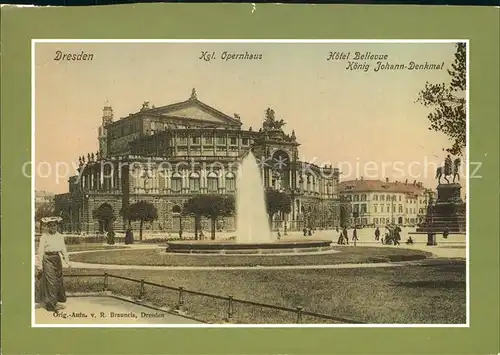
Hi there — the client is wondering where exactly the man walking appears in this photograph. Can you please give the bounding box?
[352,227,358,246]
[342,226,349,245]
[393,225,401,246]
[374,227,380,241]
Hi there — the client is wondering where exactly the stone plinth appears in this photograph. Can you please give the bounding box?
[417,183,466,233]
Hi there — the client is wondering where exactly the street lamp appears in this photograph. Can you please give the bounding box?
[390,195,396,223]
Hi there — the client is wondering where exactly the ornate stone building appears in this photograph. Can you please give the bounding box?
[55,89,340,234]
[338,178,434,227]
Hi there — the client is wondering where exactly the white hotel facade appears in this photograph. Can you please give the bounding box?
[339,178,434,227]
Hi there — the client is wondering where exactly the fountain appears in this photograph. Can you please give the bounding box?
[165,152,333,254]
[236,152,273,243]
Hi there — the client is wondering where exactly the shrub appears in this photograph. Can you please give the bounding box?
[107,231,116,245]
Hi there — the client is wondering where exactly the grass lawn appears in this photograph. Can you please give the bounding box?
[64,259,466,324]
[70,246,432,267]
[67,245,129,252]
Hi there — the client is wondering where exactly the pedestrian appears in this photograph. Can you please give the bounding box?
[443,225,449,239]
[352,227,358,246]
[337,228,343,245]
[375,227,380,241]
[302,227,307,236]
[342,226,349,245]
[125,227,134,244]
[277,229,282,240]
[36,217,71,312]
[394,226,401,246]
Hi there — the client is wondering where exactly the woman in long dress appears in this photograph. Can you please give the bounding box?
[36,217,71,312]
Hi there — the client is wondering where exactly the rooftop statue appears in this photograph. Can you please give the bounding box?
[262,108,286,131]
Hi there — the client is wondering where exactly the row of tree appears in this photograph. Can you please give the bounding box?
[36,188,295,241]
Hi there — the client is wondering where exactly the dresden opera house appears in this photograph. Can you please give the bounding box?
[54,89,340,234]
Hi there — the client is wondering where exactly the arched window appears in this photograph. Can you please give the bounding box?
[226,172,236,193]
[189,172,200,192]
[373,194,378,201]
[171,172,182,192]
[361,194,367,201]
[207,171,219,193]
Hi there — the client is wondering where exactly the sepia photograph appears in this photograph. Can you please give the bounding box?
[32,40,468,326]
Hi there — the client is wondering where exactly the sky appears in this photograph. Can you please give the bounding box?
[34,41,465,194]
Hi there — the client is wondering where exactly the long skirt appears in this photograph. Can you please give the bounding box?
[37,253,66,308]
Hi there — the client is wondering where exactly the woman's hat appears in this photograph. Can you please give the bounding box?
[41,216,63,224]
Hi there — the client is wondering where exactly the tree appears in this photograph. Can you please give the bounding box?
[417,42,466,156]
[339,202,352,228]
[265,188,292,227]
[35,202,54,233]
[92,203,115,233]
[57,209,71,233]
[183,197,204,240]
[121,201,158,241]
[183,195,235,240]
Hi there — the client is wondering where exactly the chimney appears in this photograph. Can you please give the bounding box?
[405,179,408,184]
[413,180,416,185]
[386,177,389,183]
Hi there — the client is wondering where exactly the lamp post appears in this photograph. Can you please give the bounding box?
[391,195,395,223]
[426,197,437,246]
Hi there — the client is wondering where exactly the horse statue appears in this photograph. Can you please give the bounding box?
[435,156,461,184]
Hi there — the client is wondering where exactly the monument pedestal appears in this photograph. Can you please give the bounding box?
[426,233,437,246]
[433,183,466,233]
[417,183,466,233]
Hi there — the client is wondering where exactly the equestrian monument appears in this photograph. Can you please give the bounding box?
[417,155,466,233]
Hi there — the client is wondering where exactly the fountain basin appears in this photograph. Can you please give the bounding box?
[165,239,334,255]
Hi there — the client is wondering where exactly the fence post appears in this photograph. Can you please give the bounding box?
[175,287,185,312]
[138,279,145,301]
[103,272,108,292]
[225,295,234,323]
[296,306,303,324]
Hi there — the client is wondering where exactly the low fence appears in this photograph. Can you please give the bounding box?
[64,273,364,324]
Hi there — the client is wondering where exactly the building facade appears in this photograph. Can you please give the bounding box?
[338,178,434,227]
[55,89,340,234]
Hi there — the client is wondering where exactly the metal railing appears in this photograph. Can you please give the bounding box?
[64,273,364,324]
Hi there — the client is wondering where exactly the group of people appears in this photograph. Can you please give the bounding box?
[374,225,402,245]
[336,226,359,245]
[335,225,415,246]
[302,227,315,236]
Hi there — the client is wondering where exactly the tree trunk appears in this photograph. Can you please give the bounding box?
[139,220,143,241]
[194,216,199,240]
[211,217,216,240]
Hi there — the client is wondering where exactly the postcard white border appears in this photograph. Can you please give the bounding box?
[31,39,470,329]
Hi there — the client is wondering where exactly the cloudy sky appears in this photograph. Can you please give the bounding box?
[34,41,464,194]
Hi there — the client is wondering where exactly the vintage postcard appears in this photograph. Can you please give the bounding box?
[32,40,469,327]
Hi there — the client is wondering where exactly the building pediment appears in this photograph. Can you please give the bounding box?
[148,91,242,127]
